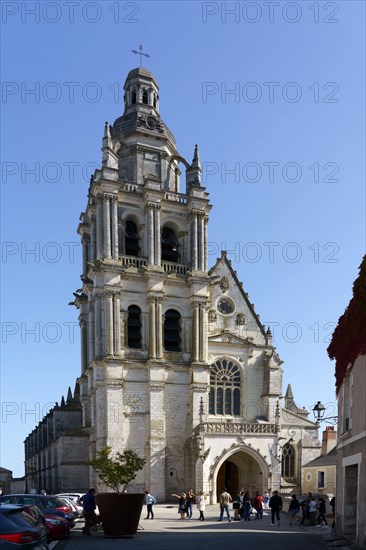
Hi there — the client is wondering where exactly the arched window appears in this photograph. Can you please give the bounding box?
[127,305,142,349]
[209,360,241,415]
[125,220,139,257]
[131,90,137,104]
[282,442,295,479]
[164,309,181,351]
[161,226,179,263]
[142,89,148,104]
[153,94,157,109]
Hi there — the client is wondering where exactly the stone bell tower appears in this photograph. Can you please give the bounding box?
[75,67,212,497]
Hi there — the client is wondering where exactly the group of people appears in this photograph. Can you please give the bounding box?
[288,492,335,527]
[79,487,335,532]
[219,488,281,524]
[171,490,207,521]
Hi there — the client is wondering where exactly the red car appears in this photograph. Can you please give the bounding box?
[43,514,70,541]
[22,505,70,542]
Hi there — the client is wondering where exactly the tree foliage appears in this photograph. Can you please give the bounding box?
[327,255,366,393]
[88,446,146,493]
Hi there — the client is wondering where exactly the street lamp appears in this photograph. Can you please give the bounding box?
[312,401,338,423]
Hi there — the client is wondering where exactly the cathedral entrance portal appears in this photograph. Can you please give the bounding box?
[215,450,265,501]
[216,461,239,498]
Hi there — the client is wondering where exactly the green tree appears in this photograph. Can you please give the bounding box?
[88,446,146,493]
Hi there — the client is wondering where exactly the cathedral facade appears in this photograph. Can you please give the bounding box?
[25,68,321,501]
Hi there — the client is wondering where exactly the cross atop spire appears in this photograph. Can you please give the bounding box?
[131,45,150,67]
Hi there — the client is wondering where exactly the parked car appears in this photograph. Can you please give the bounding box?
[43,515,70,542]
[21,506,69,542]
[0,503,49,548]
[0,496,74,528]
[56,498,81,518]
[55,494,83,517]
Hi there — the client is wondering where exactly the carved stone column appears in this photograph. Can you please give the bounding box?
[113,292,121,355]
[154,204,161,267]
[156,297,163,359]
[111,196,119,260]
[192,301,200,362]
[148,296,157,358]
[204,215,208,272]
[106,291,114,355]
[103,195,112,259]
[96,197,103,260]
[199,213,205,271]
[200,304,208,363]
[90,218,96,263]
[88,300,95,364]
[146,205,154,265]
[191,213,198,271]
[94,294,102,357]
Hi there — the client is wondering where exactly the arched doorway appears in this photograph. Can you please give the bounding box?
[215,449,267,501]
[216,460,239,498]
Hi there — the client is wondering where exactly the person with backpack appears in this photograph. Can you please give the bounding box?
[144,489,155,519]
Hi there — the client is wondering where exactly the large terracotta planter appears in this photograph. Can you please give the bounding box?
[96,493,145,537]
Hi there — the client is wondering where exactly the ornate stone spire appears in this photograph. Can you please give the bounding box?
[102,121,117,168]
[186,144,202,190]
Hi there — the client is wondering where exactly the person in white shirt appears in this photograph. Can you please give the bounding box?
[144,490,155,519]
[197,491,206,521]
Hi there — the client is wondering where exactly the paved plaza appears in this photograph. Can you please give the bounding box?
[52,505,335,550]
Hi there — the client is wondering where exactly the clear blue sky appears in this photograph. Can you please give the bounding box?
[1,1,365,477]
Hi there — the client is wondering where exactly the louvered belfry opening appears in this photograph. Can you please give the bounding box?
[125,220,140,257]
[161,226,179,263]
[164,309,181,351]
[127,305,142,349]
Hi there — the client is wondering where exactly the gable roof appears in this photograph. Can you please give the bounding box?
[209,251,268,342]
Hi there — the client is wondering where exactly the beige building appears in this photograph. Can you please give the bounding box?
[301,427,336,497]
[25,67,321,501]
[327,256,366,547]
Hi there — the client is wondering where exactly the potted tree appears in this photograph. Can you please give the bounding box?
[88,446,146,537]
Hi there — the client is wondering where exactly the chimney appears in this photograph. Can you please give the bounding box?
[321,426,337,455]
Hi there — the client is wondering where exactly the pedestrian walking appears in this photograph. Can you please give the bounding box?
[288,494,300,526]
[309,496,317,525]
[269,490,283,526]
[144,490,155,519]
[263,490,270,509]
[329,495,336,529]
[79,488,97,536]
[218,488,232,522]
[197,491,206,521]
[317,498,328,526]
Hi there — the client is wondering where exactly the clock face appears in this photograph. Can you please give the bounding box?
[217,297,235,315]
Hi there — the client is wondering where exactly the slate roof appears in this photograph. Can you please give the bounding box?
[304,447,337,467]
